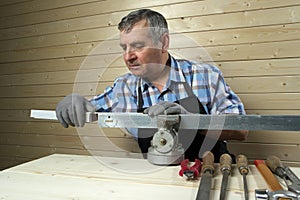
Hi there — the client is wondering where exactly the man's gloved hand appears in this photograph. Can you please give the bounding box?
[143,101,190,117]
[56,94,95,128]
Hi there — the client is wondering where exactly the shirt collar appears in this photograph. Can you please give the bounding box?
[168,56,186,83]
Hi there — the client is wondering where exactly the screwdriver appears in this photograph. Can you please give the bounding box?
[236,154,249,200]
[196,151,215,200]
[219,153,232,200]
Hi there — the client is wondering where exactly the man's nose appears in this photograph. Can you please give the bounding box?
[124,48,137,61]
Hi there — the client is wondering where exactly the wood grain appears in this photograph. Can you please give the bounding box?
[0,0,299,170]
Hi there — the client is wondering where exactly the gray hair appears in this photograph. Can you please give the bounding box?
[118,9,169,43]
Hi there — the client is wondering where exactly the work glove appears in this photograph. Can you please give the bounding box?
[143,101,190,117]
[56,94,95,128]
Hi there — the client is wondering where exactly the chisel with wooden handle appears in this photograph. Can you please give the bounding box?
[237,154,250,200]
[219,153,232,200]
[196,151,215,200]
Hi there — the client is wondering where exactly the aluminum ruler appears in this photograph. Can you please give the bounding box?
[30,110,300,131]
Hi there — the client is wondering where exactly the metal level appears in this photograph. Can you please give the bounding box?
[30,110,300,131]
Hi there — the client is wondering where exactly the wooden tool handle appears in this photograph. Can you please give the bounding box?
[236,154,249,175]
[254,160,283,191]
[202,151,215,174]
[220,153,232,172]
[266,156,282,173]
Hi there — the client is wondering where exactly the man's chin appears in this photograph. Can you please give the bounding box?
[129,68,142,76]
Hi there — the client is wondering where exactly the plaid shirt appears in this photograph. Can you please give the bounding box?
[90,56,245,115]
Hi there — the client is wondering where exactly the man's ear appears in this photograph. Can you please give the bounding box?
[161,33,169,53]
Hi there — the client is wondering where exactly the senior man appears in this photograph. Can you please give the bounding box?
[56,9,248,162]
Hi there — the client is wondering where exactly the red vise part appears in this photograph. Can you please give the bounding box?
[179,159,201,178]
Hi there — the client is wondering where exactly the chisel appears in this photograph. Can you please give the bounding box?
[219,153,232,200]
[196,151,215,200]
[236,154,249,200]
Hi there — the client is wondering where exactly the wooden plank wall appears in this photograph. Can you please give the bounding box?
[0,0,299,169]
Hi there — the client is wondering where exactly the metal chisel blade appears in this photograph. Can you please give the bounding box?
[243,174,249,200]
[220,170,230,200]
[196,172,212,200]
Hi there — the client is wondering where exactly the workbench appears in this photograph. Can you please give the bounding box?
[0,154,299,200]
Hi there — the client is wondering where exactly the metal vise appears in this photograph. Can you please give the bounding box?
[255,189,300,200]
[147,115,184,165]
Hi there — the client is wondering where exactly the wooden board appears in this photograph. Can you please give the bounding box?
[1,121,299,145]
[0,67,129,86]
[228,143,300,162]
[1,57,300,77]
[1,0,298,27]
[217,58,300,77]
[0,0,194,19]
[1,5,299,41]
[0,121,132,137]
[1,154,299,199]
[1,40,300,63]
[0,0,29,7]
[0,155,29,170]
[0,144,142,159]
[240,93,300,110]
[1,66,300,93]
[1,23,299,52]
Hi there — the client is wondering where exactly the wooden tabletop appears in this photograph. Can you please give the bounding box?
[0,154,299,200]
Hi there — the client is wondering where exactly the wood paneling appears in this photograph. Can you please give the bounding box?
[1,4,299,41]
[1,40,300,63]
[228,143,300,162]
[0,0,299,170]
[1,57,300,76]
[0,0,101,17]
[1,23,300,54]
[0,0,195,20]
[218,58,300,77]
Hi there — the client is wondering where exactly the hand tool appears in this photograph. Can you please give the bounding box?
[254,160,283,191]
[179,159,201,180]
[219,153,232,200]
[236,154,250,200]
[30,110,300,166]
[146,115,184,165]
[196,151,215,200]
[266,155,300,194]
[255,189,300,200]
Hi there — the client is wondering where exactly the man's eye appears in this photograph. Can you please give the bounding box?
[120,45,126,51]
[135,45,144,49]
[133,43,145,50]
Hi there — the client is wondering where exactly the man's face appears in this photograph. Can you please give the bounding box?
[119,20,165,80]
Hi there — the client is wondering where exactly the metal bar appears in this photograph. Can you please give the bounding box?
[97,113,300,131]
[30,110,300,131]
[30,110,57,120]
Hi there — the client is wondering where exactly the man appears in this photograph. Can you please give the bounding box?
[56,9,248,162]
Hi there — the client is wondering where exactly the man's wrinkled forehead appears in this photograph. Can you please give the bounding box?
[120,23,152,43]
